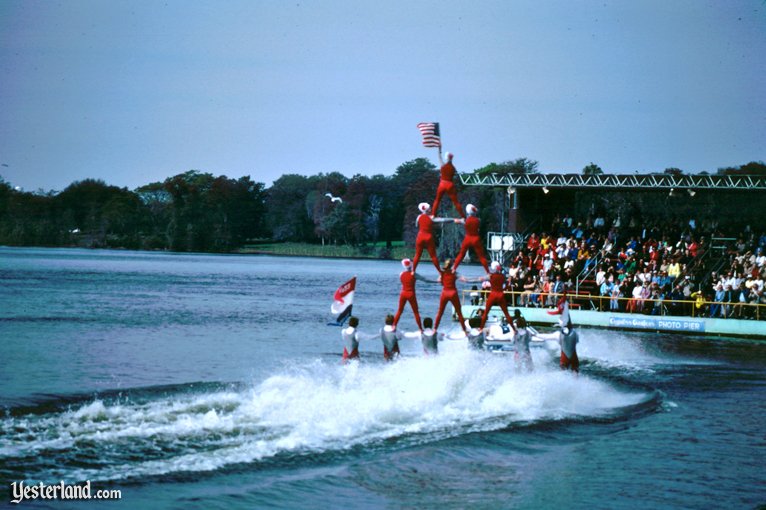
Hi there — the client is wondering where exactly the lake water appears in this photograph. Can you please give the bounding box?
[1,247,764,509]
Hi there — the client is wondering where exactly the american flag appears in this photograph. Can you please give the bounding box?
[416,122,441,148]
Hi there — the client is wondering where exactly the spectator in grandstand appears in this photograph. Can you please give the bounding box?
[542,252,554,274]
[600,276,614,311]
[668,285,685,316]
[624,255,638,275]
[610,280,622,312]
[710,283,725,318]
[721,284,734,318]
[724,271,738,290]
[650,285,665,316]
[668,258,682,280]
[687,237,700,258]
[751,273,764,295]
[690,286,707,317]
[703,270,720,292]
[529,275,543,307]
[732,282,749,319]
[637,281,651,313]
[595,264,606,287]
[549,273,565,307]
[527,233,540,252]
[520,274,536,307]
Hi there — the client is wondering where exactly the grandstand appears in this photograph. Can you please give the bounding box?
[458,172,766,335]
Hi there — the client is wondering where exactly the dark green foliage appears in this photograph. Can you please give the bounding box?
[582,163,604,176]
[475,158,539,176]
[717,161,766,176]
[0,172,267,252]
[1,158,761,254]
[264,174,316,242]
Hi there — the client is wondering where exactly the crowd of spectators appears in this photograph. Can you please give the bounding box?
[481,214,766,320]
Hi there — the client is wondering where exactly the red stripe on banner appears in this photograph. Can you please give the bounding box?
[333,277,355,302]
[417,122,441,148]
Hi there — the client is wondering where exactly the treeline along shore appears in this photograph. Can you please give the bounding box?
[1,159,764,258]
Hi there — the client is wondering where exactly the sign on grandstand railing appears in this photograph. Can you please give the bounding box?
[488,233,515,252]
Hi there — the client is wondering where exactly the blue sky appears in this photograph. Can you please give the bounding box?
[1,0,764,192]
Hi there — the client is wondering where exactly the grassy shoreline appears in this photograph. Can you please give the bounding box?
[237,242,412,260]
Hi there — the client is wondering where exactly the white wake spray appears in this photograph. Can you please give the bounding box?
[0,349,651,482]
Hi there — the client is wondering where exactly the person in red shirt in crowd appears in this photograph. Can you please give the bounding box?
[527,233,540,252]
[649,245,661,264]
[512,249,531,270]
[687,238,699,258]
[453,204,490,273]
[393,258,423,331]
[431,151,465,218]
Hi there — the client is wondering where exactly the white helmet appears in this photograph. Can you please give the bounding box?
[445,151,454,160]
[490,261,502,273]
[418,202,430,214]
[401,258,412,270]
[466,204,478,215]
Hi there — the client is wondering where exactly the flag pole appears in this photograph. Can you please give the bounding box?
[437,124,444,166]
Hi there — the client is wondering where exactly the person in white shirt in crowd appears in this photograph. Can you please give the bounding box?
[595,265,606,288]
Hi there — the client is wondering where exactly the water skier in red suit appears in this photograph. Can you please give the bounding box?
[479,261,516,330]
[453,203,490,273]
[432,151,465,218]
[393,258,423,331]
[418,259,469,334]
[412,202,456,273]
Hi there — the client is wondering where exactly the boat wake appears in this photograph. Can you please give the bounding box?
[0,350,656,483]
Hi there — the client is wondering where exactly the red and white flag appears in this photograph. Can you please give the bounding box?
[330,277,356,325]
[417,122,441,148]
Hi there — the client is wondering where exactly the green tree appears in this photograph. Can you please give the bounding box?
[475,158,539,176]
[312,172,348,244]
[54,179,146,247]
[582,163,603,176]
[718,161,766,176]
[264,174,317,242]
[136,181,173,249]
[157,170,266,252]
[390,159,438,246]
[206,175,266,251]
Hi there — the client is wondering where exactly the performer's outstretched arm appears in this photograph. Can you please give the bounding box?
[442,329,467,340]
[415,272,441,284]
[356,330,380,342]
[397,329,422,340]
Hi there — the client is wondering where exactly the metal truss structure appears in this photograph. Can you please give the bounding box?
[459,172,766,190]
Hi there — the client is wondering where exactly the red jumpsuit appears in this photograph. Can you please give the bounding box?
[413,214,441,272]
[432,161,464,218]
[453,215,489,272]
[393,270,423,330]
[434,269,468,332]
[480,272,515,329]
